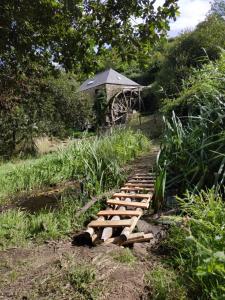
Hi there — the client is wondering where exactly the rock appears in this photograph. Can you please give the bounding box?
[133,242,149,258]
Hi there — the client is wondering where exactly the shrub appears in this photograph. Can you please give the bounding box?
[164,190,225,300]
[158,53,225,192]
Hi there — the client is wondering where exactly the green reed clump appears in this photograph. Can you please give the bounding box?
[0,128,150,202]
[0,194,104,249]
[164,190,225,300]
[0,128,150,249]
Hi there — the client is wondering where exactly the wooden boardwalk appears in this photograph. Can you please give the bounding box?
[80,172,155,245]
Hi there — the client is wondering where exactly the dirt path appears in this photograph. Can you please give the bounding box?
[0,147,163,300]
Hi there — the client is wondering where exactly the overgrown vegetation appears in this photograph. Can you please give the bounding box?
[163,190,225,300]
[0,129,150,249]
[158,53,225,193]
[154,5,225,299]
[0,129,149,202]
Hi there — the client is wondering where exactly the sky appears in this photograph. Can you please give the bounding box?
[155,0,212,37]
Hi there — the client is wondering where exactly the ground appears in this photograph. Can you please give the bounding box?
[0,145,167,300]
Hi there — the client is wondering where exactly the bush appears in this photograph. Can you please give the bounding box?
[161,52,225,116]
[0,70,93,158]
[158,53,225,192]
[157,16,225,99]
[164,190,225,300]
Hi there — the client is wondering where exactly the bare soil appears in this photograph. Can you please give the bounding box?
[0,147,164,300]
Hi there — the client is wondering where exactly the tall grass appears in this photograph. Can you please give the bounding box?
[158,53,225,193]
[164,190,225,300]
[0,128,150,202]
[0,129,150,249]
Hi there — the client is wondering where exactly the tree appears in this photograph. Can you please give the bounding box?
[210,0,225,17]
[0,0,179,74]
[156,15,225,98]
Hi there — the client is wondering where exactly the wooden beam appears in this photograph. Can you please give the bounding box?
[121,187,153,192]
[125,183,154,188]
[101,197,131,241]
[132,176,155,179]
[112,193,152,199]
[107,199,149,209]
[120,198,150,241]
[135,173,155,176]
[128,180,155,184]
[97,210,142,217]
[105,232,145,244]
[122,233,154,245]
[88,219,132,228]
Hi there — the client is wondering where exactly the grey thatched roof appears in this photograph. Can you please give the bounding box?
[79,68,140,92]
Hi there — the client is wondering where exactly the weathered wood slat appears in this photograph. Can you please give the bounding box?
[128,180,155,183]
[104,232,145,244]
[120,187,153,193]
[112,193,152,199]
[101,197,132,241]
[107,199,149,209]
[97,210,142,217]
[132,176,155,179]
[125,183,154,188]
[135,173,155,176]
[122,233,154,245]
[120,197,150,241]
[89,219,132,228]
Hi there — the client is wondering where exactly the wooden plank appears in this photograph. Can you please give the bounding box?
[132,176,155,179]
[105,232,145,244]
[121,187,153,192]
[107,199,149,209]
[135,173,155,176]
[125,183,154,188]
[101,197,131,242]
[122,233,154,245]
[97,210,142,217]
[128,180,155,183]
[112,193,152,199]
[120,198,148,241]
[88,219,132,228]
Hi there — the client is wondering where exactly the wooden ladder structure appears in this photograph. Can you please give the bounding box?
[77,172,155,246]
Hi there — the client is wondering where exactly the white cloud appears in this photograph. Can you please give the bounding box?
[134,0,211,37]
[168,0,211,37]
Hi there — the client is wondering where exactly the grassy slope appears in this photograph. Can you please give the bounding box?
[0,129,150,202]
[0,129,150,249]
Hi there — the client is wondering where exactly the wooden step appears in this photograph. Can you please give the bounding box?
[107,199,149,209]
[125,183,154,188]
[128,180,155,183]
[121,187,152,192]
[112,193,152,199]
[88,219,133,228]
[132,176,155,179]
[97,210,142,217]
[135,173,155,176]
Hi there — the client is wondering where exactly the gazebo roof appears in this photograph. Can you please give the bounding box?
[79,68,140,92]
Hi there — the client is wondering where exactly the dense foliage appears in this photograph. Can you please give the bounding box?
[0,0,178,73]
[0,129,149,201]
[0,129,149,249]
[158,53,225,193]
[0,72,93,158]
[156,15,225,98]
[164,190,225,300]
